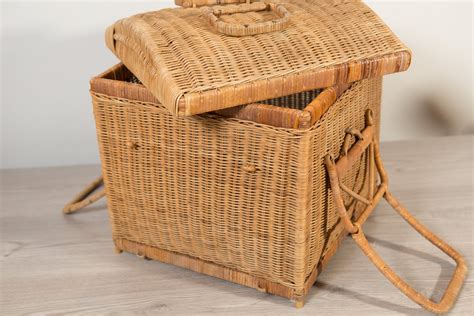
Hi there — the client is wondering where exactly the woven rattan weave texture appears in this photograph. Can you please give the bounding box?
[106,0,409,115]
[91,71,381,297]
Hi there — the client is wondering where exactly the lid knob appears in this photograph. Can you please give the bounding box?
[203,2,291,37]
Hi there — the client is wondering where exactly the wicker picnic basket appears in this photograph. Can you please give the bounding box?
[64,0,467,312]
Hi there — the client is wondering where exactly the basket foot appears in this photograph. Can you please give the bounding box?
[294,299,305,309]
[136,251,150,260]
[114,246,123,254]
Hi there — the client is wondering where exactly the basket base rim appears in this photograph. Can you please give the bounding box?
[113,230,348,307]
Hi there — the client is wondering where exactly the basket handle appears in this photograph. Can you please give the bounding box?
[63,176,106,214]
[175,0,250,8]
[324,110,467,314]
[203,2,291,37]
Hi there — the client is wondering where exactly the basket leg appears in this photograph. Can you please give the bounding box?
[294,299,305,308]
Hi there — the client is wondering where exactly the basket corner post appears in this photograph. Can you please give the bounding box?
[293,132,314,307]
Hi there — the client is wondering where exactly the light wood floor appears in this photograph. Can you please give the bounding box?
[1,135,472,315]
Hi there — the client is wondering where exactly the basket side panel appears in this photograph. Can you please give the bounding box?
[91,92,308,290]
[304,78,382,279]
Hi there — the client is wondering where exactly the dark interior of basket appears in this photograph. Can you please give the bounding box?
[122,72,322,111]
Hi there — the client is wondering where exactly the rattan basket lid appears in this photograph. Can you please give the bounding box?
[106,0,411,116]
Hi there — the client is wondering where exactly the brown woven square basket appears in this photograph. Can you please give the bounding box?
[64,0,466,312]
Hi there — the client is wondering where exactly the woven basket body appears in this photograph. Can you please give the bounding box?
[67,1,468,311]
[91,64,382,302]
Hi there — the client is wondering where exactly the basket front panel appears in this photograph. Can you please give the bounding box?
[304,78,382,279]
[92,95,307,289]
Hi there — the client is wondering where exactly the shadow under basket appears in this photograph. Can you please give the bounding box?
[64,63,467,313]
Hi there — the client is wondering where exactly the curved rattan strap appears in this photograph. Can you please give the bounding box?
[203,2,291,37]
[63,176,105,214]
[325,110,467,314]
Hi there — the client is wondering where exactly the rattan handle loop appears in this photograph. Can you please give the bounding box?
[175,0,250,8]
[203,2,291,37]
[325,114,467,313]
[351,194,467,314]
[63,176,106,214]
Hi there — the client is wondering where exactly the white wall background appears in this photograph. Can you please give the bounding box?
[1,0,472,169]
